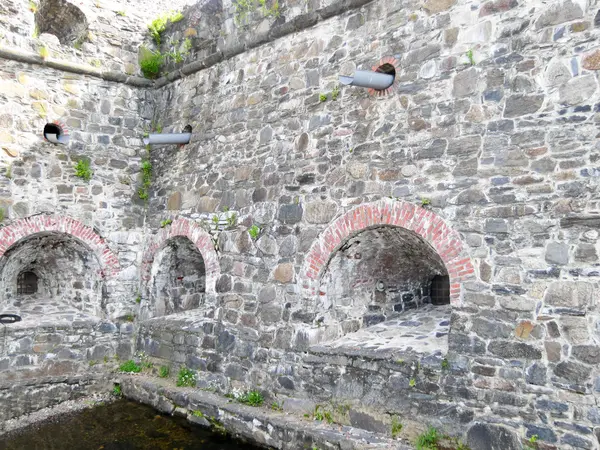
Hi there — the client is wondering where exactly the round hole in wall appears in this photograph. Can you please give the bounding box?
[183,124,193,133]
[43,123,62,138]
[376,281,386,292]
[376,63,396,81]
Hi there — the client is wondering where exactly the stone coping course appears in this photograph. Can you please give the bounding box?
[119,375,411,449]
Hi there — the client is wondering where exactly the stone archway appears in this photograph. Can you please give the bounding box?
[0,215,120,320]
[142,217,220,298]
[300,199,475,306]
[146,236,207,318]
[0,215,119,276]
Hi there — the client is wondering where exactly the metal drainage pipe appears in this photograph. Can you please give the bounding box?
[44,133,70,145]
[143,133,192,146]
[339,70,395,91]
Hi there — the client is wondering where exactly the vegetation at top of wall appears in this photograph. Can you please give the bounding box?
[237,390,264,407]
[148,11,184,45]
[391,416,403,439]
[415,427,440,450]
[176,367,196,387]
[159,365,170,378]
[420,198,431,207]
[138,160,152,200]
[160,218,172,228]
[74,159,92,181]
[139,46,163,79]
[112,383,122,396]
[192,410,204,418]
[38,45,49,59]
[164,38,193,64]
[414,427,471,450]
[119,360,142,373]
[233,0,280,26]
[271,401,284,411]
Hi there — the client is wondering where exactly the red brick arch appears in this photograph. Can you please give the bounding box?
[0,215,120,276]
[300,199,475,305]
[142,217,220,295]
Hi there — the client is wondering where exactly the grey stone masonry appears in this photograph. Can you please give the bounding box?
[1,0,600,448]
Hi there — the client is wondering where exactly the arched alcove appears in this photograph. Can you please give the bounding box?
[0,232,105,319]
[299,199,476,352]
[146,236,206,318]
[34,0,89,46]
[318,225,450,333]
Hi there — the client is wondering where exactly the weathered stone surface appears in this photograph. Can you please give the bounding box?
[466,423,521,450]
[582,50,600,70]
[304,201,337,224]
[488,341,542,359]
[559,75,597,105]
[504,94,544,117]
[479,0,518,17]
[544,281,594,310]
[423,0,456,14]
[545,242,569,265]
[278,204,303,224]
[453,68,478,98]
[554,361,591,383]
[167,191,182,210]
[572,345,600,365]
[535,0,584,29]
[273,263,294,283]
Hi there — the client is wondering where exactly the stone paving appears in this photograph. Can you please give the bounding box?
[0,299,100,327]
[315,304,451,357]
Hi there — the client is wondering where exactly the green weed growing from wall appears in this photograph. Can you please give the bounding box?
[138,160,152,200]
[233,0,280,26]
[74,159,92,181]
[148,11,184,45]
[176,367,196,387]
[139,46,163,79]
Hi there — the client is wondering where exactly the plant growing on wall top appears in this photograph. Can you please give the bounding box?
[176,367,196,387]
[139,46,163,79]
[233,0,280,26]
[148,11,184,45]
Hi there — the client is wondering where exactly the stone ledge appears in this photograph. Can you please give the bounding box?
[0,47,152,88]
[119,375,411,449]
[0,373,106,390]
[2,0,375,90]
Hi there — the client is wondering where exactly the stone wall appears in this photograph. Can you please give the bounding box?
[0,59,148,410]
[142,0,600,447]
[1,0,600,448]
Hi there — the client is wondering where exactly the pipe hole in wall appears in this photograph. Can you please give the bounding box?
[375,63,396,82]
[43,123,62,139]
